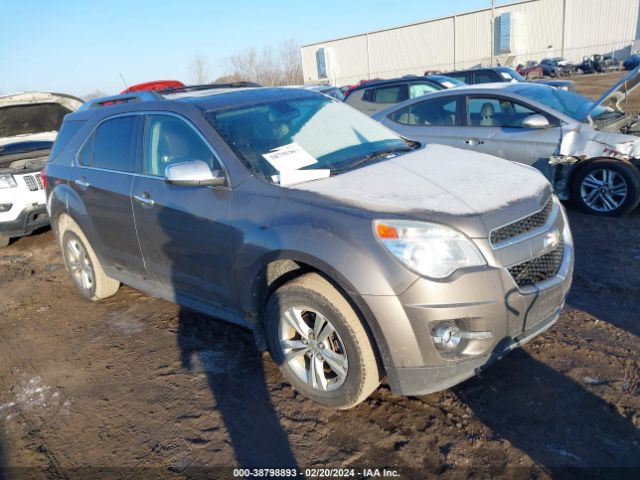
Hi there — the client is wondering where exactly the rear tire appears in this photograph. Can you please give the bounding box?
[265,273,380,409]
[0,234,9,249]
[571,160,640,216]
[57,216,119,300]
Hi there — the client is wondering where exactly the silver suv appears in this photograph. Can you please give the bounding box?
[45,86,573,408]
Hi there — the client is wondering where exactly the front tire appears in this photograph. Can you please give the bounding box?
[265,273,380,409]
[57,217,119,300]
[571,160,640,216]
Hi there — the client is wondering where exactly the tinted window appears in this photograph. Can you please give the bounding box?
[362,89,374,102]
[389,97,457,126]
[448,73,470,83]
[373,85,407,103]
[143,115,219,177]
[409,83,439,98]
[475,72,498,83]
[84,116,138,172]
[49,120,85,164]
[466,97,538,127]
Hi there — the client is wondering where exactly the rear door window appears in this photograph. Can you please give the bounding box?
[474,72,499,83]
[388,97,458,126]
[79,116,138,172]
[373,85,408,103]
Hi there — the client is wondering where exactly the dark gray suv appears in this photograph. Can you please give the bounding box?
[45,86,573,408]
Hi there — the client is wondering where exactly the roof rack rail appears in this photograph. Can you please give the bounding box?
[158,81,261,94]
[78,91,163,110]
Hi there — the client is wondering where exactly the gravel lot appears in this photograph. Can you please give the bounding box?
[1,73,639,479]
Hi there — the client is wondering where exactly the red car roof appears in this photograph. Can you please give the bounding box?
[120,80,185,94]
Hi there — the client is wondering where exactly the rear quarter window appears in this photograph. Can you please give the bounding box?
[78,116,138,172]
[48,120,85,164]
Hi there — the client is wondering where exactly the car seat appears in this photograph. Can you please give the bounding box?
[479,103,497,126]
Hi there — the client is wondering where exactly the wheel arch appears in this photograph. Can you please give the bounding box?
[248,251,390,375]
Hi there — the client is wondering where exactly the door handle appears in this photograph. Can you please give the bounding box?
[133,193,155,207]
[74,178,90,189]
[464,138,485,146]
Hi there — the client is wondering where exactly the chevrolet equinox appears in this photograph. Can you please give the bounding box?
[45,86,574,408]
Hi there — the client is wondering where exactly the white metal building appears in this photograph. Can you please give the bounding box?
[301,0,640,86]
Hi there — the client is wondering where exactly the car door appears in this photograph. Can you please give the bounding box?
[131,113,235,309]
[457,95,562,180]
[69,114,145,273]
[380,95,461,147]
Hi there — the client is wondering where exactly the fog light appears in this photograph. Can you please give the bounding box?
[433,323,462,349]
[431,321,493,353]
[0,203,12,212]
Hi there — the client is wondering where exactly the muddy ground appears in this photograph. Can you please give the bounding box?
[1,74,640,480]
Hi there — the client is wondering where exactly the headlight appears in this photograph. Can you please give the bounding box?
[0,173,17,189]
[373,220,486,278]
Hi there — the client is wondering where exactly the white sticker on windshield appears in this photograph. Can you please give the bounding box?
[262,142,318,172]
[500,72,513,80]
[275,169,331,186]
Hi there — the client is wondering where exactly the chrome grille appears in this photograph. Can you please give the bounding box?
[23,175,38,191]
[35,173,43,189]
[508,241,564,288]
[491,198,553,245]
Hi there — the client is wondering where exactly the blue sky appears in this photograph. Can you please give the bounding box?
[1,0,511,97]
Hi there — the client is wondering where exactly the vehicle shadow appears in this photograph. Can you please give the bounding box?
[176,307,300,470]
[455,348,640,478]
[564,206,640,337]
[155,203,300,473]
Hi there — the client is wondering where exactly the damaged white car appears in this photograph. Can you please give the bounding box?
[0,92,83,247]
[374,67,640,216]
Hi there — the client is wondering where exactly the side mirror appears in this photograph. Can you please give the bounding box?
[521,114,551,129]
[165,160,226,187]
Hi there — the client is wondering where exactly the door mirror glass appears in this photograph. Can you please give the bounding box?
[521,114,551,129]
[165,160,226,187]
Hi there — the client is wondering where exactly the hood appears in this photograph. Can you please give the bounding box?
[291,144,551,235]
[0,92,83,144]
[586,66,640,122]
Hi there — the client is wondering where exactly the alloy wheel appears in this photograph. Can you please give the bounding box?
[580,168,628,213]
[278,306,348,392]
[65,238,95,292]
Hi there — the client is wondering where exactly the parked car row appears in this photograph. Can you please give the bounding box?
[2,66,638,409]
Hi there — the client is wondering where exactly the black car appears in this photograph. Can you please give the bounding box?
[446,67,575,91]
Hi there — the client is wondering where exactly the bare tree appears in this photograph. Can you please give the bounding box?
[190,53,209,84]
[83,90,108,101]
[220,39,303,86]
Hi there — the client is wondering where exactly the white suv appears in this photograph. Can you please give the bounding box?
[0,92,82,247]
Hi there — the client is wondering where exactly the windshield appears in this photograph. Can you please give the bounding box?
[0,103,72,138]
[206,95,411,184]
[513,85,611,121]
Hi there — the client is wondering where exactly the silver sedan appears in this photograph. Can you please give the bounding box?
[373,69,640,216]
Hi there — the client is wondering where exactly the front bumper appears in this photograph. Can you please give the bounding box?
[358,200,574,396]
[0,204,49,238]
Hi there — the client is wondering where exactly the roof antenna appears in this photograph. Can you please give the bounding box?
[119,73,128,89]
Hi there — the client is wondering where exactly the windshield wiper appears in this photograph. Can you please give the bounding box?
[332,146,414,174]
